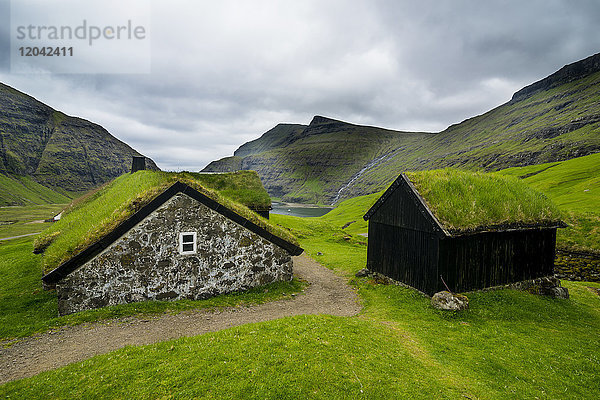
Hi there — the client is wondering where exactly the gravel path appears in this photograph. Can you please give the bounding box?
[0,232,41,241]
[0,255,360,384]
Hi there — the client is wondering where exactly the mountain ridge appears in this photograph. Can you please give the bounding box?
[511,52,600,103]
[203,52,600,204]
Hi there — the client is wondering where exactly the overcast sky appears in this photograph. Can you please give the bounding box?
[1,0,599,171]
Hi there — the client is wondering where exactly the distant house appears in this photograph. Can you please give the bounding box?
[38,170,302,315]
[363,169,565,295]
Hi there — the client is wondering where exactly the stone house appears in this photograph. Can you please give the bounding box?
[41,178,302,315]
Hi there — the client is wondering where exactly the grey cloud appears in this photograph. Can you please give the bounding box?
[1,0,599,170]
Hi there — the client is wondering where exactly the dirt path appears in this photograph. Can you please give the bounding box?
[0,232,40,241]
[0,255,360,384]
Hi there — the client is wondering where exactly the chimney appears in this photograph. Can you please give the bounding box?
[131,156,146,173]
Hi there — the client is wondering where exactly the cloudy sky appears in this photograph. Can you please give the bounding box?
[1,0,599,170]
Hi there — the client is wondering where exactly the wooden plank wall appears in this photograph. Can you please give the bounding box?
[439,229,557,293]
[367,221,439,294]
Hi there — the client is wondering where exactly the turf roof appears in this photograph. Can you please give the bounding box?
[35,170,296,275]
[401,169,562,234]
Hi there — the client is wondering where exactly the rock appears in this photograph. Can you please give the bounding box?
[431,291,469,311]
[549,286,570,299]
[524,276,570,299]
[342,221,356,229]
[540,276,560,289]
[355,268,370,278]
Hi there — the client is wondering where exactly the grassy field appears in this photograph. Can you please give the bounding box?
[498,153,599,213]
[2,200,599,398]
[0,236,305,340]
[1,160,599,397]
[0,203,65,239]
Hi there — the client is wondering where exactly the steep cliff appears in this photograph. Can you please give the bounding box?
[0,82,158,204]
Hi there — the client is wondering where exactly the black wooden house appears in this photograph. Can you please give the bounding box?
[363,172,565,295]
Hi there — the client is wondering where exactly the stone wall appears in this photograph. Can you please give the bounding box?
[554,250,600,282]
[56,193,293,315]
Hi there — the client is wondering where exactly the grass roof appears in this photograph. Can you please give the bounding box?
[404,168,562,234]
[187,171,271,208]
[35,170,296,274]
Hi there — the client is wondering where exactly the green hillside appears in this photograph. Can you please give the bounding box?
[0,174,70,206]
[498,153,600,214]
[202,156,243,172]
[204,53,600,205]
[204,116,431,204]
[233,123,307,157]
[351,65,600,200]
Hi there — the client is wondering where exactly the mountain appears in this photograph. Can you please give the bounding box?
[204,116,430,203]
[0,82,158,205]
[203,52,600,204]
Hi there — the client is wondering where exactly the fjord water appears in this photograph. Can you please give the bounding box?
[271,202,333,217]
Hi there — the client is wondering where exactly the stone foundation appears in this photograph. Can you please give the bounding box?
[56,193,293,315]
[554,250,600,282]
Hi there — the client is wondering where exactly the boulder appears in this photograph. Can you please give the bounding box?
[431,291,469,311]
[525,276,570,299]
[355,268,370,278]
[549,286,570,299]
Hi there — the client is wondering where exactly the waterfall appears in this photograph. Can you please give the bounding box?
[330,148,402,205]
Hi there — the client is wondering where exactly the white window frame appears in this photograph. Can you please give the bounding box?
[179,232,197,255]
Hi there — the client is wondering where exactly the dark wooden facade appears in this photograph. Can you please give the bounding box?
[249,206,271,219]
[131,156,146,173]
[363,174,562,295]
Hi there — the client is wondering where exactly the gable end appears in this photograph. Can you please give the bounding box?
[364,174,448,237]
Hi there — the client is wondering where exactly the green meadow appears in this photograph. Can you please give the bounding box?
[0,174,70,207]
[1,159,599,398]
[1,205,599,399]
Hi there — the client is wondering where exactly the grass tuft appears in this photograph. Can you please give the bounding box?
[405,168,562,233]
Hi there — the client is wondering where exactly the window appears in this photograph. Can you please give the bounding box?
[179,232,197,255]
